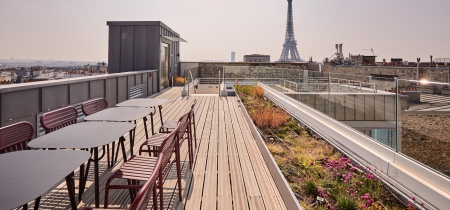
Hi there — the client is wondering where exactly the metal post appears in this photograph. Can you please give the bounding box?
[328,72,331,115]
[416,58,420,80]
[448,66,450,83]
[395,77,401,152]
[218,70,221,96]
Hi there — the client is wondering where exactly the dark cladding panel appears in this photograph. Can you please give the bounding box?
[147,72,153,95]
[69,82,89,104]
[42,85,69,111]
[147,26,161,70]
[117,77,128,103]
[108,26,121,73]
[142,73,148,97]
[2,89,40,123]
[90,80,105,99]
[120,26,134,72]
[128,75,135,88]
[105,78,117,107]
[134,26,148,70]
[136,73,143,85]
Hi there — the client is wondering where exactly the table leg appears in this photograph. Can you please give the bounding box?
[94,147,100,208]
[120,136,128,162]
[65,175,78,209]
[143,116,149,139]
[158,105,164,126]
[33,197,41,210]
[129,129,134,156]
[78,164,85,201]
[111,142,115,166]
[150,113,155,135]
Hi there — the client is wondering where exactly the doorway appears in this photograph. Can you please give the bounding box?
[160,42,170,89]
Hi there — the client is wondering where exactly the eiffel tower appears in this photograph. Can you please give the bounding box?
[279,0,301,62]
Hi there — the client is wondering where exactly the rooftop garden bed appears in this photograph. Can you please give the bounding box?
[235,85,418,210]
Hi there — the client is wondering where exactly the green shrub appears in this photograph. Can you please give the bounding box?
[303,180,319,197]
[336,196,358,210]
[280,163,298,178]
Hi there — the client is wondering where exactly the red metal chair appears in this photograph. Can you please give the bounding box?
[82,98,114,166]
[40,106,78,134]
[104,123,182,210]
[0,121,34,154]
[141,110,193,169]
[0,121,39,209]
[86,154,162,210]
[160,99,197,147]
[82,98,108,116]
[40,106,88,201]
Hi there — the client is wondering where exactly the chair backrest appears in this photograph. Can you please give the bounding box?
[158,123,181,169]
[130,153,162,210]
[0,121,34,154]
[40,106,78,134]
[82,98,108,116]
[190,99,197,110]
[189,99,197,120]
[178,111,191,141]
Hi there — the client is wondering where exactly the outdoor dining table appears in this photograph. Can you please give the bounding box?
[84,107,153,157]
[116,98,168,136]
[0,150,90,210]
[28,121,135,208]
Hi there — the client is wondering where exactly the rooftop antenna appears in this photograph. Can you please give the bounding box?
[363,48,374,56]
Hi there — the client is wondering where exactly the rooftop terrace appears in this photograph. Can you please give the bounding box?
[20,87,289,209]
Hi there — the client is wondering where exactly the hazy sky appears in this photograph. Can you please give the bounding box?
[1,0,449,62]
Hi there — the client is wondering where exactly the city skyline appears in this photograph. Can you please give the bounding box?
[1,0,449,63]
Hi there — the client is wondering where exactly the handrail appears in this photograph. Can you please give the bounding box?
[259,82,450,209]
[0,69,158,94]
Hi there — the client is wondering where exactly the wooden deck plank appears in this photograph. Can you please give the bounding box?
[216,98,233,210]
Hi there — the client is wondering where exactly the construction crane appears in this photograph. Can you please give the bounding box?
[363,48,375,56]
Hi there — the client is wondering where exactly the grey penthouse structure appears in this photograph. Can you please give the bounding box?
[107,21,184,90]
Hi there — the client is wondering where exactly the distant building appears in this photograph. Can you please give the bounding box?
[231,52,236,62]
[243,54,270,63]
[350,54,376,66]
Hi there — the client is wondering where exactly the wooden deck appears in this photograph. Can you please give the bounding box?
[24,87,287,210]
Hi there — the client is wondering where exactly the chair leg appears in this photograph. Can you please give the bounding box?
[159,173,164,210]
[175,143,183,201]
[106,144,110,168]
[187,137,193,169]
[104,185,110,208]
[153,185,158,210]
[193,117,197,148]
[128,179,135,202]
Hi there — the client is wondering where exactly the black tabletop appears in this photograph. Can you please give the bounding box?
[28,122,135,149]
[116,98,167,107]
[0,150,90,210]
[84,107,153,122]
